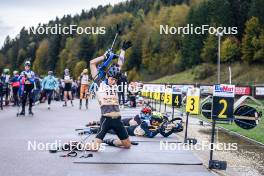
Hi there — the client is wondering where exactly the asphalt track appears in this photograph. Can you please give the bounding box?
[0,99,215,176]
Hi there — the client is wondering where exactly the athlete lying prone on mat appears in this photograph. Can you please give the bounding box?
[83,107,183,138]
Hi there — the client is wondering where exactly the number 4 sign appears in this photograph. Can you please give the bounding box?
[212,84,235,121]
[186,88,200,114]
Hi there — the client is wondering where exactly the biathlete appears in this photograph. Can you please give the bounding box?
[84,40,132,151]
[18,61,35,116]
[78,68,90,109]
[42,71,58,110]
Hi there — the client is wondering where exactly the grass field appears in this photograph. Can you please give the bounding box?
[192,99,264,144]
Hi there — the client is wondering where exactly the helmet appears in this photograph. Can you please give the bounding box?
[48,71,53,75]
[24,61,31,67]
[13,70,19,75]
[107,64,121,79]
[3,68,10,74]
[152,111,163,122]
[141,107,152,114]
[83,69,88,74]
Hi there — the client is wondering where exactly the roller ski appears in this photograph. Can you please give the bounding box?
[79,100,87,110]
[29,109,34,116]
[17,110,25,117]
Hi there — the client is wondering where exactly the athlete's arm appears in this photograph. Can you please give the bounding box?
[117,50,125,68]
[118,41,132,68]
[140,121,159,138]
[90,55,104,79]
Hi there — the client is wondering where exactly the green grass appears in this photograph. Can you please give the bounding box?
[151,63,264,84]
[196,106,264,144]
[151,69,195,84]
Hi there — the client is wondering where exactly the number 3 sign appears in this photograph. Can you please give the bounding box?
[212,84,235,121]
[186,88,200,114]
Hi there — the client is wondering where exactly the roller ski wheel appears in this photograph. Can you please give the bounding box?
[17,111,25,117]
[29,111,34,116]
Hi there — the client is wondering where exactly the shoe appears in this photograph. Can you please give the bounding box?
[48,105,50,110]
[79,100,82,109]
[71,101,74,107]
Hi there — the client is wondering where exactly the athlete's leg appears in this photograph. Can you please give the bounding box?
[111,118,131,149]
[28,89,34,112]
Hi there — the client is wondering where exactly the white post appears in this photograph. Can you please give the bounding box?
[229,66,232,85]
[216,32,223,84]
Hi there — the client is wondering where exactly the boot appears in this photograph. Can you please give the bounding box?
[19,108,25,116]
[79,99,82,109]
[29,108,34,115]
[63,101,67,107]
[103,138,116,146]
[85,99,88,109]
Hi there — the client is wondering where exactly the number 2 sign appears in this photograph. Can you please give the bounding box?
[186,88,200,114]
[212,84,235,121]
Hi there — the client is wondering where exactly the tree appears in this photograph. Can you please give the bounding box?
[78,36,95,62]
[73,61,87,79]
[33,39,50,75]
[249,0,264,25]
[221,37,240,63]
[200,34,217,63]
[182,2,209,68]
[242,17,263,63]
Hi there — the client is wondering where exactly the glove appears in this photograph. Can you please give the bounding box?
[121,40,132,50]
[104,49,112,59]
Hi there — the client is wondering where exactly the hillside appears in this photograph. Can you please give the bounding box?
[151,63,264,85]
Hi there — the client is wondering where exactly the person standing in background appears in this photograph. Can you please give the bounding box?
[42,71,58,110]
[117,73,127,108]
[19,61,35,116]
[10,70,20,106]
[0,71,4,110]
[62,69,73,107]
[1,68,11,105]
[78,68,90,109]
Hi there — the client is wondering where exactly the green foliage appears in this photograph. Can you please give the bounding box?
[200,34,217,63]
[249,0,264,25]
[242,17,264,63]
[73,61,87,79]
[192,63,214,80]
[33,39,50,75]
[221,37,240,63]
